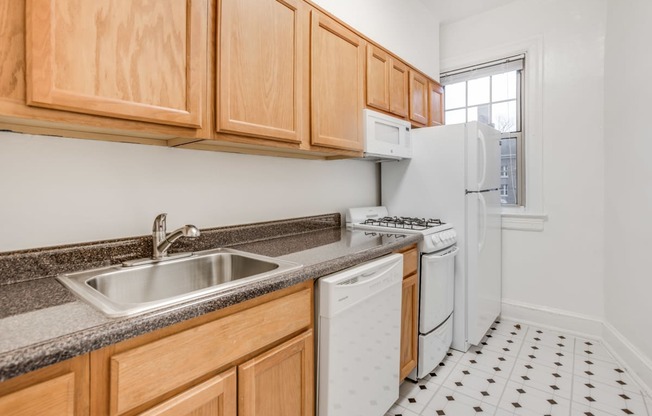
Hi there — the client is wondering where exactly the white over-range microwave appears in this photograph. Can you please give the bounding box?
[363,109,412,160]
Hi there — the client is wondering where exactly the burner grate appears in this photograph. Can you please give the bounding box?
[361,216,443,230]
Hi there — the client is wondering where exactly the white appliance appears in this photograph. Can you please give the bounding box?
[362,109,412,160]
[346,207,458,380]
[316,253,403,416]
[382,121,502,352]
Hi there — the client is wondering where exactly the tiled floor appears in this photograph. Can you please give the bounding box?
[386,319,651,416]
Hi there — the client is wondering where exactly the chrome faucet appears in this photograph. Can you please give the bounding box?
[152,213,200,260]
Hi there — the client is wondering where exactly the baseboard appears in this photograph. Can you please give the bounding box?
[501,298,603,338]
[602,321,652,396]
[501,299,652,396]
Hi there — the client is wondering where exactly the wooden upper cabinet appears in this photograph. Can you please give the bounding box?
[366,44,390,112]
[428,80,444,126]
[25,0,207,128]
[310,10,365,152]
[408,70,428,126]
[217,0,309,143]
[389,59,409,118]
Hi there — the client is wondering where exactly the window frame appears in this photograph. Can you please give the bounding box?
[439,36,546,231]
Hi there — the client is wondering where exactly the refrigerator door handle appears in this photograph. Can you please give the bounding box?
[478,192,487,252]
[477,129,487,190]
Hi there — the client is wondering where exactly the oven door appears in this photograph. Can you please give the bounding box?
[419,246,458,334]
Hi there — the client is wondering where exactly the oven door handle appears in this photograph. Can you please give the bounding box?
[424,246,459,260]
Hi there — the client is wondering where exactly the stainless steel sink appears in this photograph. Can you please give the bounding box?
[57,248,302,317]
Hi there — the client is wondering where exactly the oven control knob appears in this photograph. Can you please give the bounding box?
[431,234,442,245]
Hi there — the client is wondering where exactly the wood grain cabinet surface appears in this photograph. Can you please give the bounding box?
[0,355,90,416]
[409,70,429,126]
[366,44,410,119]
[310,10,365,152]
[397,244,418,381]
[216,0,309,145]
[428,80,444,126]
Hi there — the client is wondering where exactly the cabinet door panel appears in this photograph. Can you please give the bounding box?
[139,369,236,416]
[429,80,444,126]
[310,11,364,152]
[239,331,313,416]
[26,0,206,128]
[389,59,409,117]
[400,273,418,380]
[218,0,308,143]
[409,70,428,126]
[366,44,390,112]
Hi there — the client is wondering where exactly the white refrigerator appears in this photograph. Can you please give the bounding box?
[382,121,502,352]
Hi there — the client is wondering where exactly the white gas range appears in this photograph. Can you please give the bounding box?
[346,206,459,381]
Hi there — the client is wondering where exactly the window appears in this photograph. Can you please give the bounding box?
[441,56,525,206]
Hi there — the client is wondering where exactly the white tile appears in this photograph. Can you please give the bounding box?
[575,338,617,364]
[487,319,527,340]
[525,326,575,351]
[479,332,523,357]
[572,375,649,416]
[569,401,621,415]
[419,348,463,386]
[518,341,574,372]
[458,346,518,378]
[384,403,420,416]
[441,363,508,406]
[498,380,571,416]
[574,356,642,393]
[423,387,498,416]
[395,380,437,414]
[511,359,573,399]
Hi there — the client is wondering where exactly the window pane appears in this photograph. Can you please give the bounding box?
[467,76,490,106]
[445,109,466,125]
[492,101,517,132]
[467,106,477,122]
[445,82,466,109]
[500,137,518,205]
[492,71,517,102]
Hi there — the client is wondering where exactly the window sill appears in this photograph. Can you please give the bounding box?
[501,212,548,231]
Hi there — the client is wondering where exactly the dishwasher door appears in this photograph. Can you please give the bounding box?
[316,253,403,416]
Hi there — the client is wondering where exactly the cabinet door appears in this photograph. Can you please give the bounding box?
[366,44,390,112]
[138,369,236,416]
[389,59,409,118]
[25,0,207,128]
[217,0,308,143]
[310,11,365,152]
[428,80,444,126]
[0,355,89,416]
[400,273,418,381]
[239,331,313,416]
[409,70,428,126]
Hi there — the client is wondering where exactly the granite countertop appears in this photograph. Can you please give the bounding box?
[0,215,420,382]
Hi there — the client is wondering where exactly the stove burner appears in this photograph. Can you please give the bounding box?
[361,216,443,230]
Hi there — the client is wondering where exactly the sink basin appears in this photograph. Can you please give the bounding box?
[57,248,302,317]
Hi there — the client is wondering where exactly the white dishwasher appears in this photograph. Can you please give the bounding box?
[316,253,403,416]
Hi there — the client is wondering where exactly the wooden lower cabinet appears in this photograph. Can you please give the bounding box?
[139,369,237,416]
[239,331,313,416]
[396,244,419,381]
[0,355,90,416]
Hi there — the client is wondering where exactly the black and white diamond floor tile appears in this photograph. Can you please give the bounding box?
[390,320,651,416]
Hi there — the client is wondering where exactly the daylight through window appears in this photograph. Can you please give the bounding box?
[441,55,525,206]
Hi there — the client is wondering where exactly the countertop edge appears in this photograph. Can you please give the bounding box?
[0,234,420,382]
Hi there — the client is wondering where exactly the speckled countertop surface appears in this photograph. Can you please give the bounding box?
[0,214,420,382]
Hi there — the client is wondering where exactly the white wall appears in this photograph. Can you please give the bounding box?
[604,0,652,384]
[312,0,440,78]
[0,1,441,253]
[0,133,377,252]
[440,0,607,318]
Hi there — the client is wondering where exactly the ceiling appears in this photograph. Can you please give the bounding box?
[420,0,520,24]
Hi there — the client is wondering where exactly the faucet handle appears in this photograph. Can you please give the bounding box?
[152,213,168,233]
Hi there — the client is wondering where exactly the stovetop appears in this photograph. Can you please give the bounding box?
[346,207,452,235]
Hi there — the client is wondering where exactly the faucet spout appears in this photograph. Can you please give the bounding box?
[151,214,200,260]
